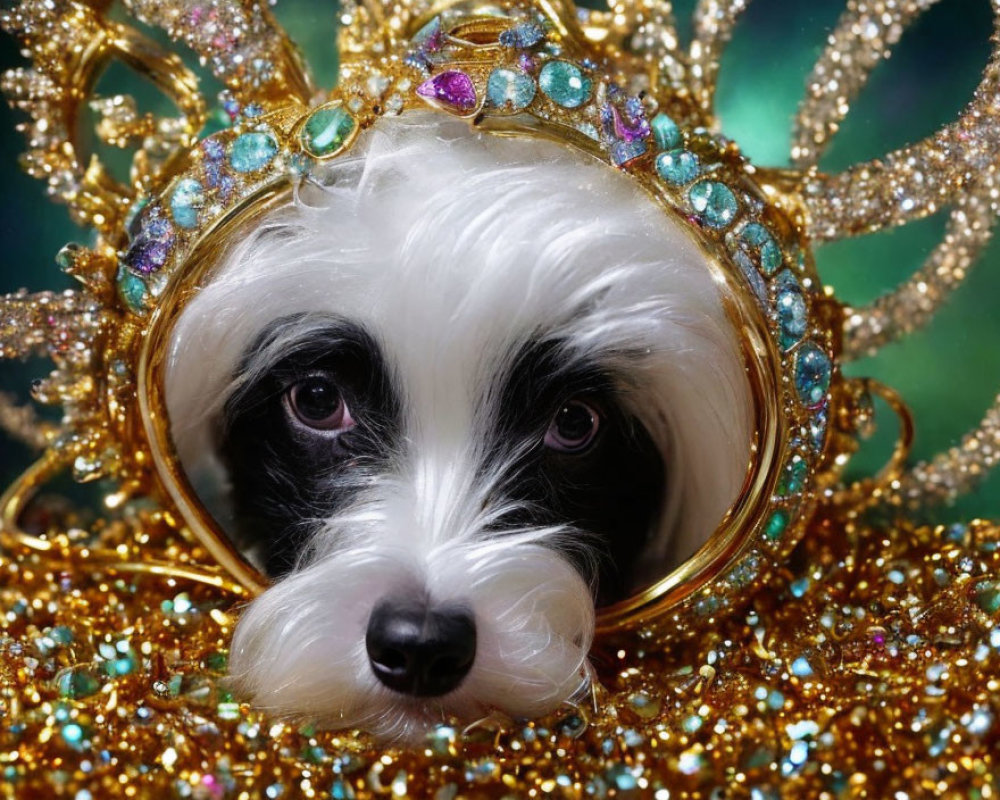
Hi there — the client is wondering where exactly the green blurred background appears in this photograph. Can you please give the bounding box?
[0,0,997,520]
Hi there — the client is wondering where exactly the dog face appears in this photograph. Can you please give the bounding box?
[165,113,752,737]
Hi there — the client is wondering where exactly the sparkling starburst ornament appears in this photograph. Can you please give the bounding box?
[0,0,998,796]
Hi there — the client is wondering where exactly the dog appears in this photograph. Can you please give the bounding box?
[164,112,752,738]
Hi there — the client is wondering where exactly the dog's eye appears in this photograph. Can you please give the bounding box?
[544,399,600,453]
[286,376,354,432]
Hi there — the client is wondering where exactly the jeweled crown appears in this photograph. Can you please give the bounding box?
[1,0,999,636]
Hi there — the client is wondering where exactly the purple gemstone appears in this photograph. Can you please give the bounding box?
[417,71,477,112]
[201,137,225,161]
[124,238,169,275]
[218,174,236,202]
[123,211,175,275]
[609,103,650,143]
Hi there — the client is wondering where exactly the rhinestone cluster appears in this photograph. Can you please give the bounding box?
[0,509,996,796]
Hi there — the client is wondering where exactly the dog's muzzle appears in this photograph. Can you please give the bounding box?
[365,597,477,697]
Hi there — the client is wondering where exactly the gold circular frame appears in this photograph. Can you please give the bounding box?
[133,141,785,633]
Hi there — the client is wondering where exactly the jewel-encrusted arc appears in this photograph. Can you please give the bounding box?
[113,2,839,635]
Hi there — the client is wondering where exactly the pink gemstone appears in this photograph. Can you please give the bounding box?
[417,71,477,112]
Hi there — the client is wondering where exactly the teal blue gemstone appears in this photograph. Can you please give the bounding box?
[229,130,278,173]
[301,106,356,157]
[538,60,592,108]
[775,269,807,351]
[55,242,82,271]
[61,722,86,748]
[739,222,782,274]
[791,656,813,677]
[651,112,681,149]
[682,715,703,733]
[688,180,738,228]
[286,152,310,177]
[117,267,147,315]
[655,149,699,185]
[170,178,204,229]
[765,508,789,541]
[795,343,832,407]
[49,626,73,644]
[606,764,638,791]
[107,654,136,677]
[329,778,356,800]
[487,67,536,111]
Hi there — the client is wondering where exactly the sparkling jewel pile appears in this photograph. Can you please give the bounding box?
[0,508,997,797]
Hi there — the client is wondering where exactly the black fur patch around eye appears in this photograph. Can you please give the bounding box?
[219,316,400,577]
[489,340,666,607]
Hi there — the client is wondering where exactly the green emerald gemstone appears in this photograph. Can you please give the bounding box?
[651,112,681,150]
[688,180,738,228]
[765,508,790,541]
[301,106,357,157]
[117,267,148,315]
[229,130,279,173]
[655,149,699,185]
[57,667,101,699]
[538,60,592,108]
[204,651,228,672]
[976,581,1000,614]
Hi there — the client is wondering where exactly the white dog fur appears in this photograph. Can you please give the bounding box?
[164,112,752,738]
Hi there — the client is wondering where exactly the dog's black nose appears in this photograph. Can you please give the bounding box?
[365,599,476,697]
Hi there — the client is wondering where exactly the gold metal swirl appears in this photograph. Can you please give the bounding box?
[1,0,206,234]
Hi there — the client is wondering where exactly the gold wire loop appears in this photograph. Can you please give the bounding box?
[827,378,915,512]
[0,453,248,594]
